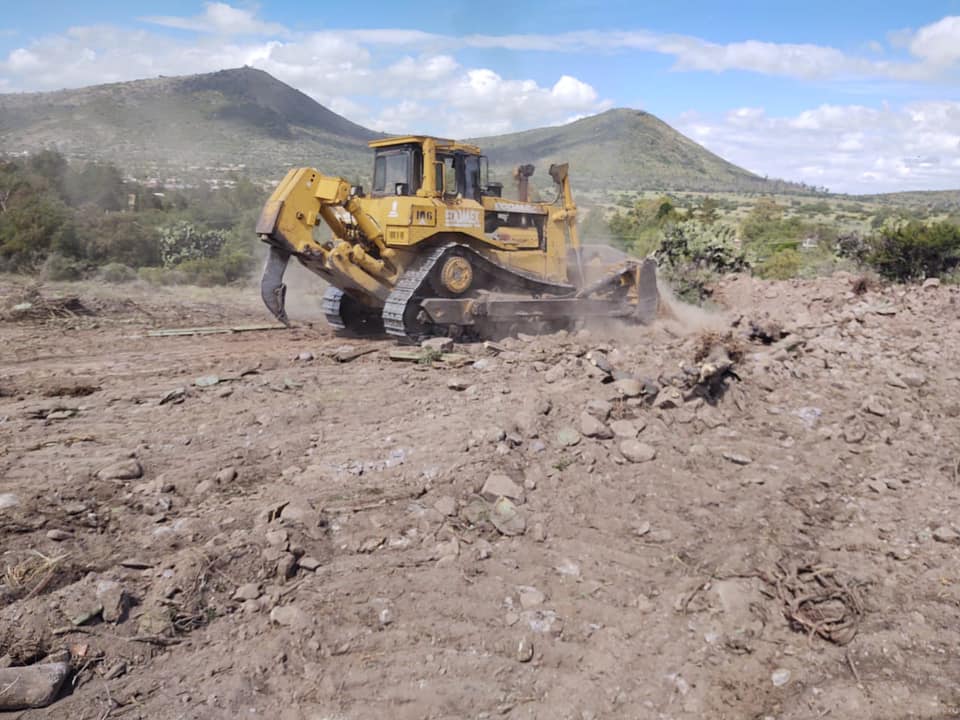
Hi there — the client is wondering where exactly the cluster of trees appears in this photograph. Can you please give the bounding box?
[0,150,266,285]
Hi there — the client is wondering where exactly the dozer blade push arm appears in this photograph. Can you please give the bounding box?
[255,168,390,324]
[256,168,352,256]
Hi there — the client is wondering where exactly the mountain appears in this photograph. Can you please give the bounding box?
[475,109,772,194]
[0,67,383,182]
[0,67,782,193]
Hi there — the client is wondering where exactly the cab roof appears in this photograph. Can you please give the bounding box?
[368,135,481,156]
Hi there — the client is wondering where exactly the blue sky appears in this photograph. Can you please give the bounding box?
[1,1,959,192]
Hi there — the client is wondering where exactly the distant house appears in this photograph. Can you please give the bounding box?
[801,236,819,250]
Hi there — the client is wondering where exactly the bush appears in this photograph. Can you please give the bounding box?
[98,262,137,283]
[41,252,86,281]
[656,221,750,303]
[865,220,960,281]
[758,248,803,280]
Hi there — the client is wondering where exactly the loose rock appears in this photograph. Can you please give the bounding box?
[579,411,613,439]
[481,473,524,503]
[613,378,643,398]
[233,583,262,601]
[421,337,454,353]
[610,419,640,438]
[620,440,656,463]
[555,426,582,447]
[933,526,959,544]
[270,604,313,629]
[97,459,143,481]
[0,662,70,710]
[490,497,526,536]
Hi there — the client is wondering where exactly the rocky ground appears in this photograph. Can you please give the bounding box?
[1,272,960,719]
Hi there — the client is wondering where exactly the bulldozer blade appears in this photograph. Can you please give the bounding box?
[635,258,659,325]
[261,245,291,326]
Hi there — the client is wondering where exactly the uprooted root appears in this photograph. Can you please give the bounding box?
[762,562,865,645]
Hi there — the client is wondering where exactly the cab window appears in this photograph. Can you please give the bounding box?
[372,151,411,196]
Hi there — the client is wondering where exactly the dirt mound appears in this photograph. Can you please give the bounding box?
[2,272,960,718]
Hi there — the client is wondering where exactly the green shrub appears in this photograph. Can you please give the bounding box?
[865,220,960,281]
[41,252,86,281]
[98,262,137,283]
[758,248,803,280]
[657,221,749,303]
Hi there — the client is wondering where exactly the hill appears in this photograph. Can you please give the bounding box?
[475,108,780,194]
[0,67,382,183]
[1,67,791,193]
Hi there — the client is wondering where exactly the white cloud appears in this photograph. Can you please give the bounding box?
[675,102,960,193]
[142,2,286,36]
[0,20,607,137]
[909,15,960,66]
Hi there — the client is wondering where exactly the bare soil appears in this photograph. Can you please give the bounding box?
[2,272,960,719]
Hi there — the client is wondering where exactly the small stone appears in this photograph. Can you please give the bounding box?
[900,370,927,388]
[613,378,643,398]
[435,538,460,559]
[556,426,582,447]
[103,661,127,681]
[296,351,314,362]
[96,580,128,623]
[0,493,20,510]
[652,386,683,410]
[378,608,394,626]
[233,583,262,601]
[46,529,71,541]
[276,553,297,579]
[518,587,546,609]
[297,556,321,571]
[620,439,656,463]
[119,558,152,569]
[265,529,290,548]
[433,496,457,516]
[475,540,492,560]
[194,375,220,387]
[270,604,313,629]
[585,399,613,420]
[771,668,791,687]
[866,479,886,494]
[862,396,888,417]
[97,459,143,481]
[446,377,469,391]
[843,422,866,444]
[516,635,534,663]
[555,558,581,577]
[722,452,752,466]
[580,411,613,439]
[933,526,959,544]
[922,277,941,290]
[512,409,540,438]
[481,473,524,502]
[422,337,453,353]
[634,521,651,537]
[215,467,237,484]
[529,439,546,453]
[490,497,526,536]
[544,364,566,383]
[531,522,546,543]
[610,419,639,438]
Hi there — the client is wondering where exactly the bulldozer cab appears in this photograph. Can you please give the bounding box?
[369,136,495,201]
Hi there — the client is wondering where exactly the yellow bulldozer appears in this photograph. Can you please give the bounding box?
[256,135,659,341]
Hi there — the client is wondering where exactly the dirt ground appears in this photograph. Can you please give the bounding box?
[2,271,960,719]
